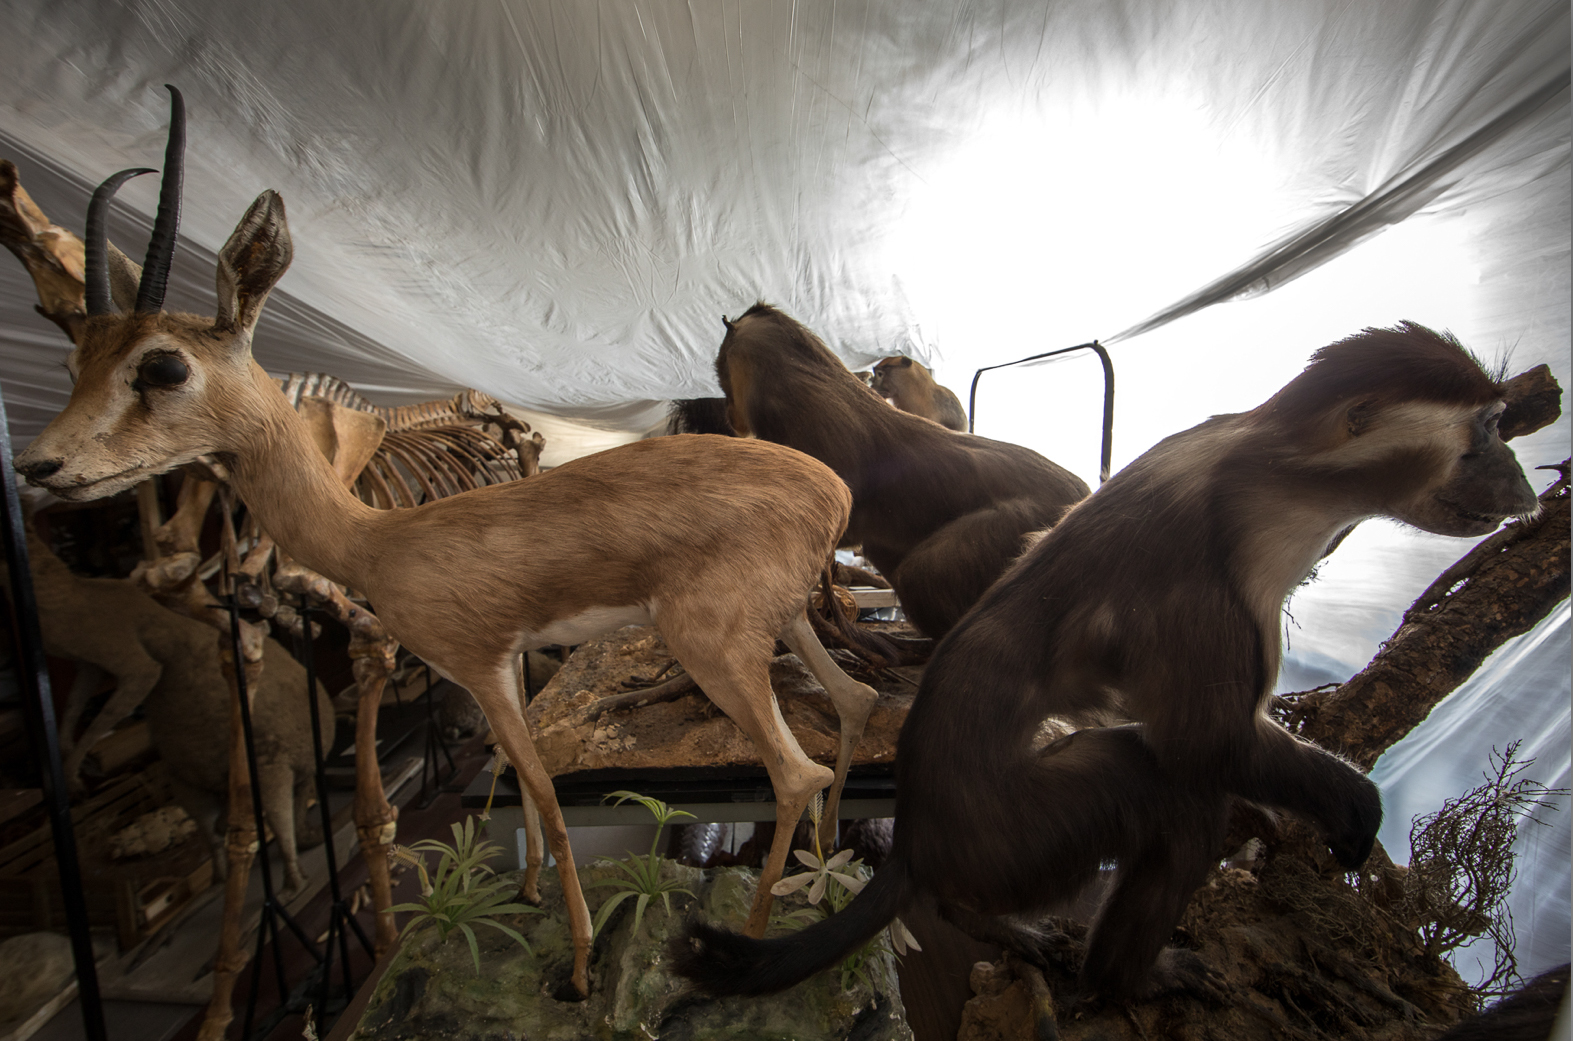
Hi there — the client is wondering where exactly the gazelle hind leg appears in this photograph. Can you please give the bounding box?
[662,629,832,937]
[465,668,591,997]
[779,611,878,849]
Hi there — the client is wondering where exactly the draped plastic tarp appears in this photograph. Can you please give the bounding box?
[0,0,1567,979]
[1373,603,1571,984]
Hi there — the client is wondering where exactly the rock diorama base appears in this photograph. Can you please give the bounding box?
[349,859,911,1041]
[955,823,1478,1041]
[525,624,918,777]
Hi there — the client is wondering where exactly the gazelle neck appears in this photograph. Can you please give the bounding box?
[221,363,382,587]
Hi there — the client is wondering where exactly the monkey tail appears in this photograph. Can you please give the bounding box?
[671,852,909,995]
[809,559,916,668]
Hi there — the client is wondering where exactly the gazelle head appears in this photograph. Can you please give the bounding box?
[16,86,294,501]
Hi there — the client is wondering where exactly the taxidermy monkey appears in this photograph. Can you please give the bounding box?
[716,304,1089,639]
[870,354,970,432]
[676,322,1540,999]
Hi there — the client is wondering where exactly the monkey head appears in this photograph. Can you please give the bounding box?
[1377,398,1538,536]
[870,355,916,397]
[1263,323,1540,538]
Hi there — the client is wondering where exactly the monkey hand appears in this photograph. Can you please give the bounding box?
[1323,773,1383,870]
[1145,948,1231,1004]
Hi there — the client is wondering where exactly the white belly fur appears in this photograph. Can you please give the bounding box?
[520,604,654,650]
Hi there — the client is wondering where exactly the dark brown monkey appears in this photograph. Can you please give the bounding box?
[665,397,736,436]
[871,354,970,432]
[716,303,1089,638]
[676,322,1540,999]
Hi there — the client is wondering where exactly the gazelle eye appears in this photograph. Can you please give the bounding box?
[137,353,188,388]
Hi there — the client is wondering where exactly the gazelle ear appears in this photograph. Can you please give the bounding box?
[215,190,292,336]
[106,242,142,312]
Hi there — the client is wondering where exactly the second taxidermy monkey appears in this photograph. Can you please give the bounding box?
[871,355,970,431]
[676,322,1540,1001]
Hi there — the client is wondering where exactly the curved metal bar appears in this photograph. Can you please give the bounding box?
[83,168,155,316]
[134,85,186,313]
[967,340,1116,483]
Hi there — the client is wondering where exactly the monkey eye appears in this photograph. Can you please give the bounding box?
[137,352,189,388]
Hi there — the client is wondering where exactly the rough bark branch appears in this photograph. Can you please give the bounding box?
[1498,364,1563,441]
[1290,460,1570,770]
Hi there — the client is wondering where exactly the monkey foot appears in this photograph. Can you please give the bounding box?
[1144,948,1231,1003]
[1004,955,1061,1041]
[940,905,1083,977]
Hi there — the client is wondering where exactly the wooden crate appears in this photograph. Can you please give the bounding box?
[0,764,214,949]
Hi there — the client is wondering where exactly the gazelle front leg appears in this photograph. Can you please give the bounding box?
[663,635,833,937]
[779,611,878,849]
[508,654,546,905]
[520,793,545,905]
[469,667,591,997]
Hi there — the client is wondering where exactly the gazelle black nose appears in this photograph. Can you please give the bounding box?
[17,458,62,480]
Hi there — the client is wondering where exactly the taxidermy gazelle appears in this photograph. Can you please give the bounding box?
[15,89,879,997]
[676,323,1540,1001]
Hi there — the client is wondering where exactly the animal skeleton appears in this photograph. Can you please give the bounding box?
[2,137,544,1036]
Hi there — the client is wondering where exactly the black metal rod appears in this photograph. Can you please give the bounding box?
[227,593,321,1041]
[967,340,1116,483]
[1088,342,1116,483]
[226,594,279,903]
[296,598,372,1029]
[0,395,107,1041]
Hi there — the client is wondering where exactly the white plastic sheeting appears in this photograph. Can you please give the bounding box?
[1373,602,1571,985]
[0,0,1567,979]
[0,2,1565,454]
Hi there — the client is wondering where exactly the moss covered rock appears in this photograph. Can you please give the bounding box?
[352,859,911,1041]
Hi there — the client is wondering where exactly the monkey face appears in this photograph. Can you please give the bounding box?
[1388,403,1538,536]
[870,356,914,396]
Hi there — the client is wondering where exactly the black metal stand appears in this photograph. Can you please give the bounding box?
[968,339,1117,482]
[293,599,374,1037]
[415,662,457,808]
[0,399,107,1041]
[224,593,323,1041]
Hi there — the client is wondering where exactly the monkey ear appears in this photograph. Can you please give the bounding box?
[1346,401,1378,436]
[898,356,913,367]
[722,315,735,331]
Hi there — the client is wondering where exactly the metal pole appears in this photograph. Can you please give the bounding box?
[0,395,107,1041]
[967,340,1116,483]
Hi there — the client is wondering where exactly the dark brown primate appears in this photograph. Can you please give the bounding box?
[715,303,1089,638]
[871,354,970,432]
[665,397,736,436]
[676,322,1540,1000]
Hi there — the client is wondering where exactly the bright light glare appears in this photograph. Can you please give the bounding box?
[883,90,1286,381]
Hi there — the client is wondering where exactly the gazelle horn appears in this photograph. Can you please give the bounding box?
[83,168,154,317]
[133,84,185,314]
